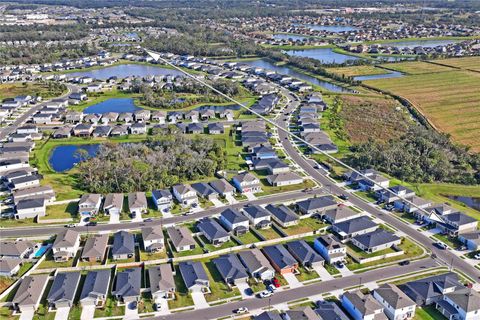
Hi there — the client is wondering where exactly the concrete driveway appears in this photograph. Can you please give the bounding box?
[109,212,120,224]
[211,198,225,208]
[54,307,70,320]
[191,291,209,309]
[236,282,253,299]
[313,265,334,281]
[154,298,170,316]
[245,192,257,201]
[18,309,34,320]
[124,302,138,319]
[283,273,302,288]
[225,194,238,204]
[336,265,354,277]
[80,305,95,320]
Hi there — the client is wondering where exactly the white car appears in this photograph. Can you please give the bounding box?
[436,242,448,250]
[259,290,273,298]
[474,253,480,260]
[234,307,249,314]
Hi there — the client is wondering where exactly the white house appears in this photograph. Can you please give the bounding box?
[172,184,198,207]
[52,229,81,262]
[373,284,416,320]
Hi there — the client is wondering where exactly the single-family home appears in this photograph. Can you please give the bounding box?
[0,258,22,277]
[262,244,299,275]
[12,274,49,313]
[142,226,165,252]
[129,122,147,135]
[167,226,196,252]
[111,231,135,260]
[191,182,219,200]
[373,284,416,320]
[103,193,123,216]
[331,216,378,240]
[112,268,141,303]
[253,311,283,320]
[243,205,272,229]
[73,123,93,137]
[341,290,387,320]
[437,212,478,236]
[197,218,230,245]
[178,261,210,292]
[47,272,81,309]
[313,234,346,264]
[296,196,338,216]
[252,144,277,160]
[52,229,80,262]
[209,179,235,197]
[15,198,46,220]
[315,301,350,320]
[219,208,249,235]
[207,123,225,134]
[0,240,34,259]
[267,172,304,187]
[284,307,320,320]
[133,109,151,122]
[81,234,109,262]
[351,229,401,253]
[376,186,415,204]
[435,287,480,320]
[237,248,275,281]
[172,184,198,207]
[79,269,111,307]
[78,193,102,216]
[128,192,148,217]
[152,189,173,211]
[285,240,325,269]
[458,232,480,251]
[322,205,362,224]
[149,264,175,300]
[265,204,299,228]
[232,172,262,194]
[395,196,432,214]
[213,254,249,286]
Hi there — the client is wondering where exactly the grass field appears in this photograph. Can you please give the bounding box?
[364,62,480,152]
[327,65,388,77]
[381,61,455,74]
[0,82,66,100]
[431,56,480,72]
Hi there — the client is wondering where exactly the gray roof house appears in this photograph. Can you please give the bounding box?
[315,301,350,320]
[0,258,21,277]
[0,240,34,259]
[284,307,320,320]
[219,208,249,235]
[141,226,165,252]
[296,196,338,216]
[341,290,387,320]
[167,226,196,252]
[351,229,401,253]
[212,254,249,285]
[262,244,299,274]
[237,248,275,281]
[80,269,112,307]
[197,218,230,245]
[436,287,480,320]
[243,205,272,229]
[128,192,148,216]
[373,284,416,320]
[103,193,123,216]
[78,193,102,216]
[149,264,176,300]
[12,274,49,313]
[265,204,299,228]
[331,216,378,240]
[322,205,362,224]
[112,268,142,303]
[178,261,210,292]
[254,311,283,320]
[47,272,82,309]
[52,229,80,262]
[209,179,235,196]
[81,234,109,262]
[437,212,478,236]
[151,189,173,211]
[191,182,219,200]
[285,240,324,268]
[111,231,135,260]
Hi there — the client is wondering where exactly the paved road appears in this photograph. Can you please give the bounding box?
[0,84,77,140]
[0,189,324,238]
[153,258,439,320]
[275,90,480,283]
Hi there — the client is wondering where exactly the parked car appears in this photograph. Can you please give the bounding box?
[339,194,349,201]
[235,307,249,314]
[436,242,448,250]
[399,260,410,266]
[474,253,480,260]
[268,284,276,292]
[65,224,76,228]
[87,221,97,227]
[244,288,254,296]
[258,290,273,298]
[272,278,280,288]
[336,261,344,268]
[384,204,394,211]
[144,218,153,222]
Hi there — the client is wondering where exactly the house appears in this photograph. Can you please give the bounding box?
[0,240,34,259]
[395,196,432,214]
[191,182,219,200]
[357,174,390,192]
[92,125,112,137]
[152,189,173,211]
[341,290,387,320]
[73,123,93,137]
[152,111,166,123]
[0,258,22,276]
[213,254,249,286]
[65,111,83,123]
[296,196,338,216]
[415,203,456,224]
[133,109,151,122]
[400,272,463,306]
[15,198,46,220]
[252,144,277,160]
[458,232,480,251]
[373,284,416,320]
[313,234,346,264]
[351,229,401,253]
[437,212,478,236]
[377,186,415,204]
[78,193,102,216]
[80,269,111,307]
[219,208,249,235]
[267,172,304,187]
[52,229,80,262]
[12,274,49,313]
[110,125,129,136]
[111,231,135,260]
[149,264,175,300]
[112,268,141,303]
[167,226,196,252]
[315,301,350,320]
[243,205,272,229]
[33,113,52,124]
[9,173,40,191]
[103,193,123,216]
[322,205,362,224]
[172,184,198,207]
[13,185,55,204]
[207,122,225,134]
[254,311,283,320]
[187,123,204,134]
[47,272,81,309]
[128,192,148,216]
[129,122,147,134]
[262,244,298,274]
[142,226,165,252]
[237,248,275,281]
[284,307,320,320]
[331,216,378,240]
[197,218,230,245]
[118,112,133,123]
[285,240,324,268]
[232,172,262,194]
[265,204,299,228]
[435,287,480,320]
[81,234,108,262]
[53,126,71,139]
[209,179,235,197]
[69,92,87,101]
[253,158,290,175]
[101,112,119,124]
[178,261,210,292]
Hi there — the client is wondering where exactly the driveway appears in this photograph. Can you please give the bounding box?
[236,281,253,299]
[191,291,209,309]
[80,305,95,320]
[124,302,138,319]
[211,198,225,208]
[313,265,334,281]
[336,265,354,277]
[244,192,257,201]
[54,307,70,320]
[19,309,34,320]
[225,194,238,204]
[154,298,170,316]
[282,273,302,288]
[131,212,143,222]
[109,212,120,224]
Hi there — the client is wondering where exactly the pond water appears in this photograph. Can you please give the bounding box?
[273,33,309,41]
[447,195,480,211]
[83,98,142,114]
[295,24,358,32]
[241,58,354,93]
[381,39,459,49]
[49,144,100,172]
[69,64,184,80]
[354,70,404,81]
[284,48,361,64]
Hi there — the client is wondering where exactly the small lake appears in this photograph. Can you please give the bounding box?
[273,33,309,41]
[447,196,480,211]
[49,144,100,172]
[83,98,142,114]
[294,24,358,32]
[241,59,354,93]
[354,70,404,81]
[69,64,184,80]
[380,39,459,49]
[284,48,361,64]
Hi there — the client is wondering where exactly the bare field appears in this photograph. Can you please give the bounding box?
[380,61,455,74]
[365,67,480,151]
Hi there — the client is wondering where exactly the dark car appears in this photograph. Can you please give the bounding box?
[339,194,349,201]
[87,221,97,226]
[244,288,254,296]
[399,260,410,266]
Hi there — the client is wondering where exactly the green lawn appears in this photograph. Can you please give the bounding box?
[138,292,155,314]
[198,236,238,253]
[324,263,341,275]
[140,250,167,261]
[44,202,78,220]
[433,233,462,249]
[256,227,283,241]
[37,250,74,269]
[295,266,320,282]
[203,261,240,303]
[94,296,125,318]
[236,230,262,245]
[282,218,327,236]
[168,265,194,310]
[0,307,19,320]
[414,305,446,320]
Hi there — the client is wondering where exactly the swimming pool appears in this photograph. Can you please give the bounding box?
[33,245,50,258]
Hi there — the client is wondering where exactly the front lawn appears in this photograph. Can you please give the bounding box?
[168,265,194,310]
[295,266,320,282]
[414,305,447,320]
[140,250,168,261]
[45,202,78,220]
[94,296,125,318]
[433,233,462,249]
[203,261,240,303]
[198,236,238,252]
